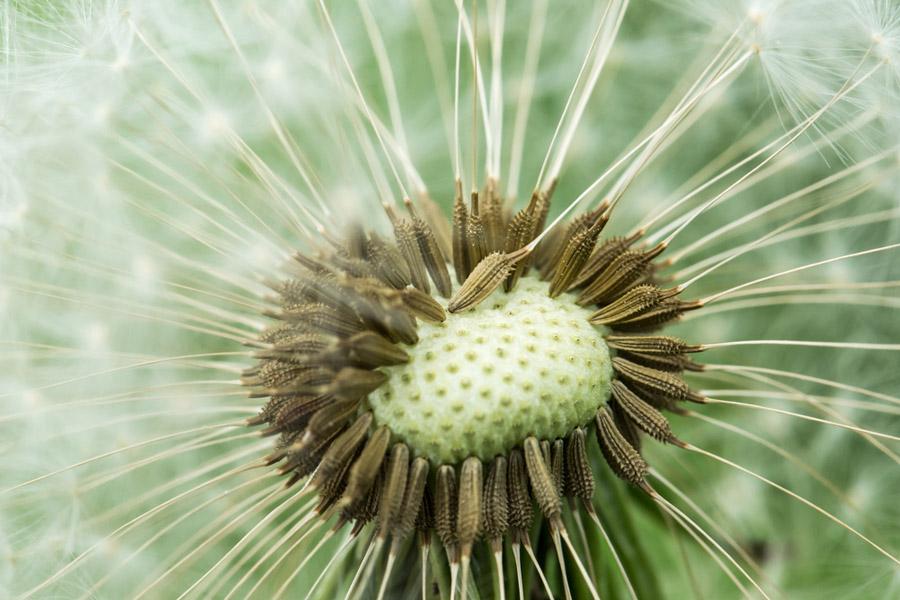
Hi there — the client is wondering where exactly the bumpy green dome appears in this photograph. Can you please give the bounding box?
[369,276,613,464]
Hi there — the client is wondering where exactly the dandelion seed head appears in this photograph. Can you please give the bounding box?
[3,0,900,597]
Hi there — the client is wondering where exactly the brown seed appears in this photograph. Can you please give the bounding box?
[611,380,677,443]
[457,457,483,556]
[367,234,412,289]
[346,469,382,532]
[576,243,666,306]
[570,232,642,290]
[256,339,336,365]
[284,275,350,314]
[448,248,530,313]
[340,331,409,367]
[393,217,431,294]
[550,439,565,498]
[548,213,608,297]
[415,193,453,259]
[506,448,534,536]
[452,182,471,284]
[589,285,680,325]
[280,404,353,476]
[416,486,435,532]
[342,425,391,508]
[279,303,363,338]
[258,323,306,346]
[609,299,703,332]
[262,330,331,354]
[330,254,378,280]
[502,208,536,292]
[324,367,387,400]
[353,297,419,345]
[466,207,488,268]
[482,456,509,541]
[255,363,333,392]
[605,334,703,355]
[565,428,594,501]
[540,439,551,468]
[400,287,446,323]
[393,457,429,541]
[273,271,332,305]
[595,406,648,486]
[618,350,704,373]
[377,443,410,537]
[280,438,331,481]
[315,458,351,514]
[539,206,603,279]
[312,412,373,490]
[610,400,643,452]
[612,357,705,404]
[523,437,561,522]
[290,253,333,278]
[300,397,358,447]
[412,216,453,298]
[341,222,369,259]
[434,465,459,556]
[266,393,332,434]
[481,181,506,253]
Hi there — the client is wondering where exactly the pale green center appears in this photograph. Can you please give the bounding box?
[368,276,613,464]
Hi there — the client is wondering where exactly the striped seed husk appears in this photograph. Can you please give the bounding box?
[448,248,530,313]
[457,457,483,556]
[482,456,509,544]
[595,406,648,486]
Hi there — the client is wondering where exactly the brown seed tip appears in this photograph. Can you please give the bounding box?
[447,248,530,313]
[456,457,483,557]
[523,437,562,523]
[595,407,649,486]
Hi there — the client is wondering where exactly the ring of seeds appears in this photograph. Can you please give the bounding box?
[244,184,705,568]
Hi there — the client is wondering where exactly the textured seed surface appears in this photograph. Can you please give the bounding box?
[369,276,613,464]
